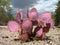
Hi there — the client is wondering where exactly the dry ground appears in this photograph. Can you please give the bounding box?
[0,26,60,45]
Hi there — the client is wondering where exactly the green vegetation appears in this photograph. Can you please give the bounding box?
[55,1,60,26]
[0,0,14,25]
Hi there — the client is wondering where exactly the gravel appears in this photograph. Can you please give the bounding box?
[0,26,60,45]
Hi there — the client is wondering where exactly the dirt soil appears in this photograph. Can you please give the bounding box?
[0,26,60,45]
